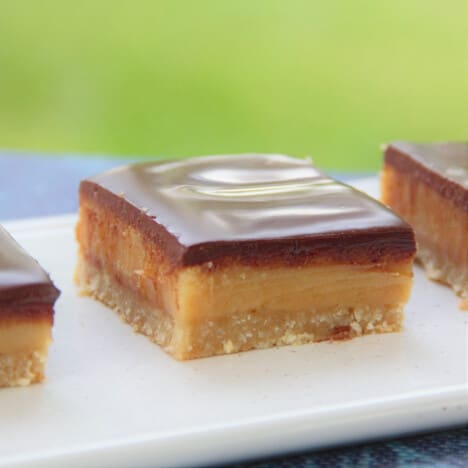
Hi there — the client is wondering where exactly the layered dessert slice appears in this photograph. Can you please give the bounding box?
[0,225,60,387]
[76,154,416,360]
[382,142,467,309]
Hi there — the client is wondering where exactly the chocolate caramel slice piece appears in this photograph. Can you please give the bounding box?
[76,154,416,359]
[0,225,60,387]
[382,142,468,308]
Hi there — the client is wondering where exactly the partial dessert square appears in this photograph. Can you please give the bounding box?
[381,142,468,309]
[76,154,416,359]
[0,225,60,387]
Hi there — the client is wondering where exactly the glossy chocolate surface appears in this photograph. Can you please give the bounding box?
[82,154,415,266]
[386,142,468,211]
[0,225,60,304]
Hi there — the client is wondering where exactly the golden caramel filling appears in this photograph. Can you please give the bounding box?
[0,319,51,354]
[177,263,412,323]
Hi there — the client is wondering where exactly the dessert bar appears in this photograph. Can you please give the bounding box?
[382,142,467,308]
[76,154,416,359]
[0,225,60,386]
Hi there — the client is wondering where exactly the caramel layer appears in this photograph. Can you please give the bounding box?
[0,317,52,354]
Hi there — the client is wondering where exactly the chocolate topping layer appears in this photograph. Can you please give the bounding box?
[0,225,60,305]
[385,142,468,212]
[81,154,415,266]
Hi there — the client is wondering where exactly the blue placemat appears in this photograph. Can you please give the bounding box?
[1,151,467,467]
[0,152,134,220]
[232,427,468,467]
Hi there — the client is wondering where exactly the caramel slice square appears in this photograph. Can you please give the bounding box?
[0,226,60,387]
[76,154,415,359]
[382,142,467,309]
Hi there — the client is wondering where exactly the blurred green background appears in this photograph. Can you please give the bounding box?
[0,0,466,170]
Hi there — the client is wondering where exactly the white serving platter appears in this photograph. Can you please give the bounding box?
[0,178,467,468]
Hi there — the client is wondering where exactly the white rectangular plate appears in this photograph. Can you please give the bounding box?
[0,178,467,468]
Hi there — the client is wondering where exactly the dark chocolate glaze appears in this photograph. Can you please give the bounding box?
[385,142,468,212]
[82,154,415,266]
[0,225,60,305]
